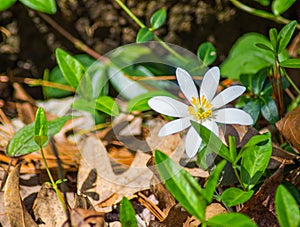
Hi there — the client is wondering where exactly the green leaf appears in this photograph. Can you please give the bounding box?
[221,188,254,207]
[240,132,272,190]
[136,28,154,43]
[126,91,176,112]
[155,150,206,221]
[0,0,16,11]
[272,0,296,16]
[72,98,97,114]
[255,43,274,53]
[254,0,270,6]
[243,99,261,124]
[203,160,226,204]
[252,68,268,95]
[197,42,217,66]
[280,58,300,68]
[275,185,300,227]
[55,48,86,89]
[260,96,279,124]
[7,116,72,157]
[191,122,232,162]
[34,107,48,147]
[95,96,119,116]
[120,197,138,227]
[269,28,278,51]
[220,33,274,79]
[150,9,167,30]
[19,0,56,14]
[278,21,297,53]
[207,213,257,227]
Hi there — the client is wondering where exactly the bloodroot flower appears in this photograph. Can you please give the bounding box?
[148,67,253,158]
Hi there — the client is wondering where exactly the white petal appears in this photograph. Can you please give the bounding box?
[200,67,220,101]
[158,117,192,136]
[148,96,189,117]
[185,126,202,158]
[213,108,254,125]
[211,86,246,109]
[202,119,219,137]
[176,68,198,103]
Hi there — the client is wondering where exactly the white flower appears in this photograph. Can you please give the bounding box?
[148,67,253,158]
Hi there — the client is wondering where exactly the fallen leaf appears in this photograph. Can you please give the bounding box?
[66,208,105,227]
[4,163,37,227]
[77,136,153,210]
[32,183,66,226]
[276,105,300,153]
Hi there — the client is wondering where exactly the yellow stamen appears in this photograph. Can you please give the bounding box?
[188,95,212,121]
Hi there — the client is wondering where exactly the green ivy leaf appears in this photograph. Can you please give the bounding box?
[126,90,176,112]
[155,150,206,222]
[240,132,272,190]
[197,42,217,66]
[271,0,296,16]
[96,96,119,116]
[19,0,57,14]
[221,188,254,207]
[191,122,232,162]
[280,58,300,68]
[34,107,49,148]
[55,48,86,89]
[120,197,138,227]
[243,99,262,124]
[277,21,297,54]
[207,213,257,227]
[275,185,300,227]
[136,28,154,43]
[260,96,279,124]
[7,116,72,157]
[203,160,226,204]
[150,9,167,30]
[0,0,16,11]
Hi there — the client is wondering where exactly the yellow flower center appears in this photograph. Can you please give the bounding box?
[188,96,212,121]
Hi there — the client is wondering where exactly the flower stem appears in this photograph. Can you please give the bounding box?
[230,0,300,30]
[40,147,66,211]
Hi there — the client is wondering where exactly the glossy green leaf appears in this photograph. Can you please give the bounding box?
[96,96,119,116]
[280,58,300,68]
[197,42,217,66]
[150,9,167,30]
[7,116,72,157]
[243,99,261,124]
[120,197,138,227]
[278,21,297,53]
[0,0,16,11]
[240,132,272,190]
[221,188,254,207]
[55,48,86,89]
[220,33,274,79]
[126,90,175,112]
[19,0,57,14]
[260,96,279,124]
[155,150,206,221]
[275,185,300,227]
[253,68,268,95]
[272,0,296,16]
[254,0,270,6]
[207,213,257,227]
[136,28,154,43]
[191,122,232,162]
[269,28,278,51]
[255,43,274,53]
[203,160,226,204]
[34,107,48,147]
[107,65,148,100]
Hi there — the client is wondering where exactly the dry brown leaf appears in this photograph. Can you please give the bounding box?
[4,163,37,227]
[65,208,105,227]
[0,191,9,226]
[32,183,66,226]
[276,105,300,153]
[205,203,227,219]
[77,136,153,210]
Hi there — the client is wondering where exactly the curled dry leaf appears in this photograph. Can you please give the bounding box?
[276,105,300,153]
[32,183,66,227]
[4,163,37,227]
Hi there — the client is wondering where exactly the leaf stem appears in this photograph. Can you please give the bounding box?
[230,0,300,30]
[232,165,246,191]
